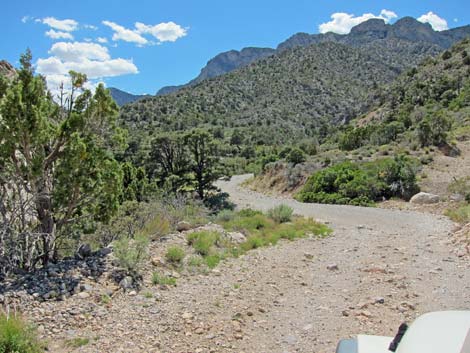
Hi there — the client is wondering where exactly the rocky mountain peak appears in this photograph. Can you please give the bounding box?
[350,18,387,34]
[0,60,16,79]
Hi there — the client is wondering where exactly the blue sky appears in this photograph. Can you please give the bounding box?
[2,0,470,95]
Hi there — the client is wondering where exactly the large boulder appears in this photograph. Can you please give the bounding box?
[410,192,440,204]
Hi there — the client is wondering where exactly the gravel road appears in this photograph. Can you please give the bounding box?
[216,174,453,234]
[45,174,470,353]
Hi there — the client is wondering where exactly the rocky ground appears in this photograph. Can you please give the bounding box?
[2,175,469,353]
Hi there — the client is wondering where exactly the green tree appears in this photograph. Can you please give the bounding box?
[417,111,452,146]
[0,52,123,270]
[147,133,189,193]
[286,148,306,165]
[184,130,221,199]
[230,129,244,150]
[121,162,149,202]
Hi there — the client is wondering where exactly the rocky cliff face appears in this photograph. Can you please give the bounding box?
[0,60,16,80]
[278,17,470,50]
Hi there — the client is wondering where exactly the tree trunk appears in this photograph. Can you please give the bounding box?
[35,178,55,266]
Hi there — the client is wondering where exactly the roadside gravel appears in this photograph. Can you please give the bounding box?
[35,175,470,352]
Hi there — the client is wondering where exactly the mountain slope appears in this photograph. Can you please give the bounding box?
[156,47,275,95]
[156,17,470,96]
[120,40,439,145]
[109,87,149,106]
[364,38,470,128]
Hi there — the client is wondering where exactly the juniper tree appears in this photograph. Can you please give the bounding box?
[0,51,123,270]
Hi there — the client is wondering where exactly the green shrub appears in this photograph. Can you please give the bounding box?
[65,337,90,348]
[0,313,43,353]
[187,256,204,268]
[187,231,220,256]
[215,209,236,222]
[151,272,176,286]
[203,192,235,213]
[237,209,263,217]
[223,213,274,233]
[267,205,294,223]
[205,254,222,268]
[445,205,470,224]
[286,148,306,165]
[296,156,419,205]
[241,235,266,251]
[142,216,171,239]
[165,246,185,264]
[448,177,470,201]
[113,233,149,274]
[416,111,453,147]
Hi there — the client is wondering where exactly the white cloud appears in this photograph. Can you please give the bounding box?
[135,21,187,42]
[45,29,74,40]
[97,37,108,43]
[102,20,148,45]
[48,41,110,62]
[36,41,138,95]
[417,11,448,31]
[379,10,398,21]
[21,15,32,23]
[42,74,104,97]
[41,17,78,32]
[84,24,98,30]
[37,57,138,79]
[319,9,397,34]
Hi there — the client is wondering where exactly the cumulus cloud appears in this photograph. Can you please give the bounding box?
[36,41,138,94]
[41,17,78,32]
[21,16,32,23]
[135,21,187,42]
[97,37,108,43]
[48,41,111,62]
[102,20,148,45]
[102,20,188,45]
[417,11,448,31]
[45,29,74,40]
[319,9,397,34]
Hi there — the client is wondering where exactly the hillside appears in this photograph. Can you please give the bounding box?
[157,47,276,95]
[247,38,470,202]
[109,87,149,106]
[120,40,439,145]
[155,17,470,96]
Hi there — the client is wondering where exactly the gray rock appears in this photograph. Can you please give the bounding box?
[449,193,465,202]
[226,231,246,244]
[176,221,192,232]
[119,276,133,289]
[77,292,90,299]
[410,192,440,204]
[327,264,339,271]
[77,244,92,259]
[98,247,112,256]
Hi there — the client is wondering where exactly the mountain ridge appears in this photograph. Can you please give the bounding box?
[108,87,149,106]
[153,17,470,97]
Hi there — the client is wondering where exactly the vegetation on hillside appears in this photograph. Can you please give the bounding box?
[120,41,437,147]
[250,39,470,202]
[295,156,419,206]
